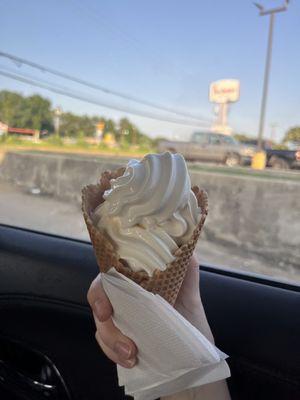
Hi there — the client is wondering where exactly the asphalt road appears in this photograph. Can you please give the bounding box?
[1,180,299,283]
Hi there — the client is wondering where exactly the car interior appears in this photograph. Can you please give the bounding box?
[0,223,299,400]
[1,0,300,399]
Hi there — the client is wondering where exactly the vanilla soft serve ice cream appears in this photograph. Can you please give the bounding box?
[92,152,201,276]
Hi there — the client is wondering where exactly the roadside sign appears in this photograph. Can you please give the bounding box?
[97,122,105,131]
[209,79,240,103]
[95,122,105,141]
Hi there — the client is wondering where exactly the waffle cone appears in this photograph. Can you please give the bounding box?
[82,167,208,305]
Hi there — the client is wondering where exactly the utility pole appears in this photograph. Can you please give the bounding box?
[270,122,278,142]
[53,106,62,137]
[254,1,289,150]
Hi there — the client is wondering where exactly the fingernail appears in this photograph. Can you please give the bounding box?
[94,299,104,320]
[114,341,131,359]
[122,358,136,368]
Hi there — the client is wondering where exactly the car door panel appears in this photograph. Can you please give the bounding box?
[200,266,300,399]
[190,133,210,161]
[0,225,299,400]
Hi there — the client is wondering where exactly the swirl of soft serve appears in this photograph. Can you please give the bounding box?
[92,152,201,276]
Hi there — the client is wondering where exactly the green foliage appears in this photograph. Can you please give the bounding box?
[118,118,154,146]
[272,143,288,150]
[103,119,116,136]
[0,90,53,131]
[233,133,253,142]
[138,133,153,146]
[0,91,23,126]
[0,135,31,146]
[0,90,154,149]
[60,113,98,137]
[75,131,89,148]
[98,142,109,151]
[45,134,64,146]
[283,126,300,143]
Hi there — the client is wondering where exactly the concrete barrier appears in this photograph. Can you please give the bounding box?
[1,151,299,269]
[0,151,125,204]
[189,170,300,268]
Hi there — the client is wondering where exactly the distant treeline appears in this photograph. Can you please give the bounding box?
[0,90,153,145]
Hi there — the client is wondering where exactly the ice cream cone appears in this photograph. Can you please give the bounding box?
[82,168,208,305]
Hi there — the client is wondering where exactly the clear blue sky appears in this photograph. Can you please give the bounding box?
[1,0,299,141]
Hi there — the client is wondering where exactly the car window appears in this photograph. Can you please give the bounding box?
[193,132,209,144]
[0,1,299,285]
[209,134,223,145]
[222,136,236,145]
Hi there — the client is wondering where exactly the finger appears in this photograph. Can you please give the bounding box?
[94,314,138,361]
[182,253,200,289]
[184,254,200,285]
[87,274,113,322]
[95,331,136,368]
[175,252,201,308]
[189,253,200,269]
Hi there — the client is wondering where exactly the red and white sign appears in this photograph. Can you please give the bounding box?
[209,79,240,103]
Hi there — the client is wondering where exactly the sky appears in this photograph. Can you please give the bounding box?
[1,0,299,141]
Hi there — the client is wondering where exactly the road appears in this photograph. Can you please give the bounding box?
[1,180,299,283]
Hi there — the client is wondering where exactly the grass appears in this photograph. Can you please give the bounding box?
[0,136,154,158]
[189,162,300,182]
[1,136,299,182]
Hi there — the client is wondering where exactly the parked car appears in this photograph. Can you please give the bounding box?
[266,148,300,169]
[158,132,255,166]
[239,139,300,169]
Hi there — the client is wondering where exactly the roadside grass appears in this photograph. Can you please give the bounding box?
[189,162,300,182]
[0,136,154,158]
[1,136,299,182]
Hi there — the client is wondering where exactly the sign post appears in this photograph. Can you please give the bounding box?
[209,79,240,135]
[95,122,105,143]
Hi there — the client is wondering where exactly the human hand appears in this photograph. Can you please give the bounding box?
[174,254,214,343]
[174,254,202,318]
[87,274,138,368]
[87,253,211,368]
[88,256,230,400]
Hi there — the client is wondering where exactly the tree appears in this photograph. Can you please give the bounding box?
[60,112,96,137]
[21,94,53,131]
[118,117,151,145]
[283,126,300,143]
[103,119,116,136]
[0,90,153,144]
[0,90,53,131]
[0,91,26,127]
[233,133,253,142]
[118,117,133,142]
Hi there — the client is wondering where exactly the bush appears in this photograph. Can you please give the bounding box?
[75,131,89,148]
[98,142,109,151]
[1,135,23,145]
[45,134,64,146]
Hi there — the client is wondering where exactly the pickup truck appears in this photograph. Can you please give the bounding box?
[239,139,300,169]
[158,131,254,166]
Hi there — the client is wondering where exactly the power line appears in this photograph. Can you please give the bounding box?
[0,68,210,128]
[0,51,210,123]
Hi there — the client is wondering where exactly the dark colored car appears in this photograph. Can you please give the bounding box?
[240,139,300,169]
[158,132,255,166]
[266,148,300,169]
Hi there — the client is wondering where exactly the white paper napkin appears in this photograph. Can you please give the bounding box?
[101,269,230,400]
